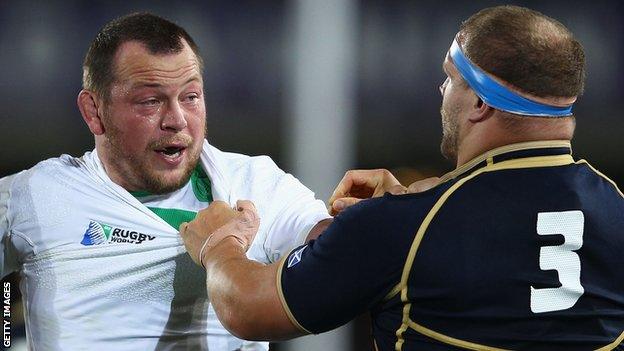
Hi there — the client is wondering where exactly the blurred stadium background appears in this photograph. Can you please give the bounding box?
[1,0,622,350]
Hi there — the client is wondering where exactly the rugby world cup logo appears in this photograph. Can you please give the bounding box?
[81,221,113,245]
[80,221,156,245]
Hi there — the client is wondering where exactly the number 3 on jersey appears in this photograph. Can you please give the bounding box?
[530,210,584,313]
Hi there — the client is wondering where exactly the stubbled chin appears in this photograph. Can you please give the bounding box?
[143,167,194,194]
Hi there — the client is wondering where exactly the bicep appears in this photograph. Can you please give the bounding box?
[278,218,389,334]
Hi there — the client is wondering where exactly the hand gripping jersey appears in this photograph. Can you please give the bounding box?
[279,141,624,351]
[0,140,330,351]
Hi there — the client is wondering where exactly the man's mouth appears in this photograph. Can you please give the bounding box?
[154,145,187,159]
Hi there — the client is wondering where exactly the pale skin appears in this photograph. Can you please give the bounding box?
[76,37,329,236]
[78,40,207,194]
[180,35,577,340]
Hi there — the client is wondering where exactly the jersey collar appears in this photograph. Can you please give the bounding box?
[440,140,573,182]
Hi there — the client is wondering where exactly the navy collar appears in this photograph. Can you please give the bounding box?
[440,140,573,182]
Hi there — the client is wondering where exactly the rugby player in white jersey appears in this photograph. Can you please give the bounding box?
[0,12,330,351]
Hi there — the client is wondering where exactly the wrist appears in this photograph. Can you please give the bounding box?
[202,236,248,271]
[200,234,248,268]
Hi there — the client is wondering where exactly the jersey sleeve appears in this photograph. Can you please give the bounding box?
[262,172,331,261]
[276,197,415,334]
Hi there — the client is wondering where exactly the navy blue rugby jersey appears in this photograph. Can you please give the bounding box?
[278,141,624,351]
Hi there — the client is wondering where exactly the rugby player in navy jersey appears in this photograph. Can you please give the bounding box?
[180,5,624,350]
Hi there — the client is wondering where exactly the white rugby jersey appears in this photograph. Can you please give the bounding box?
[0,140,330,351]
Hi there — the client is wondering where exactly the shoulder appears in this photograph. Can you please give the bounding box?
[322,183,453,249]
[207,143,283,176]
[574,160,624,199]
[11,153,89,190]
[204,142,290,197]
[1,153,91,224]
[338,182,452,226]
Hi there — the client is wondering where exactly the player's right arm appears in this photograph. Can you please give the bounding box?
[181,196,410,340]
[180,200,304,340]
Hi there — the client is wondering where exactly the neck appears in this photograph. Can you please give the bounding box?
[455,114,575,167]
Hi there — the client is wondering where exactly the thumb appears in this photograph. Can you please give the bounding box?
[407,177,440,193]
[387,184,408,195]
[179,222,189,236]
[330,197,362,215]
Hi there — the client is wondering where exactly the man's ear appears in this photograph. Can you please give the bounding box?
[468,97,494,123]
[77,90,105,135]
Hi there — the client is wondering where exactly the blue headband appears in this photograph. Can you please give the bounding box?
[449,39,573,117]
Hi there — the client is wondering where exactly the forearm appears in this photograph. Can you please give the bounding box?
[204,238,304,341]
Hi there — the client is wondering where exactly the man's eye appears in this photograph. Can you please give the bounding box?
[140,98,160,106]
[184,94,199,102]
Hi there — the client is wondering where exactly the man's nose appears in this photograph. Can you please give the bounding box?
[439,78,449,96]
[161,101,188,131]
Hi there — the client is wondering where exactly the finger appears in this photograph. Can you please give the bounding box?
[407,177,441,193]
[329,170,384,204]
[330,197,362,216]
[196,200,231,220]
[387,184,408,195]
[207,200,232,212]
[371,169,403,197]
[328,173,358,205]
[197,200,237,224]
[179,222,189,235]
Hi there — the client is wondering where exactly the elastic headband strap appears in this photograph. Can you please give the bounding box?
[449,39,573,117]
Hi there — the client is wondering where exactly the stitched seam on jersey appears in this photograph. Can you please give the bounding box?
[407,319,510,350]
[384,282,401,301]
[577,160,624,199]
[394,154,575,349]
[276,252,311,334]
[4,172,38,258]
[440,140,571,182]
[8,230,36,250]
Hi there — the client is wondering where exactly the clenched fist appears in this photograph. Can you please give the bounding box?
[179,200,260,267]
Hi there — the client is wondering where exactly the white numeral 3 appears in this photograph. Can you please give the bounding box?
[530,210,584,313]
